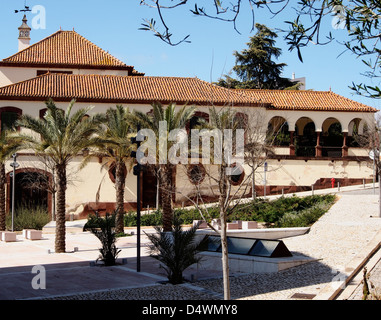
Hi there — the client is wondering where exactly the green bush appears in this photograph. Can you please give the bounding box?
[229,194,336,224]
[6,205,50,231]
[145,218,208,284]
[274,202,332,227]
[120,194,336,228]
[84,213,121,266]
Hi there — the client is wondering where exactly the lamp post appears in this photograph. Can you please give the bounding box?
[10,153,19,232]
[132,125,142,272]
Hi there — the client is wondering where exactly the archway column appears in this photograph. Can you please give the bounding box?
[315,131,322,157]
[289,131,295,156]
[342,132,348,157]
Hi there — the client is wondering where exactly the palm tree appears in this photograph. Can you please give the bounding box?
[17,99,104,253]
[131,102,195,232]
[95,105,134,234]
[0,130,23,231]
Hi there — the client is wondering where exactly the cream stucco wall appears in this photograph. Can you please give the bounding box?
[0,66,129,88]
[0,98,376,214]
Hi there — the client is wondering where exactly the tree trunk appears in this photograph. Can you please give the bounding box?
[219,165,231,300]
[0,163,6,231]
[55,164,67,253]
[160,164,174,232]
[251,169,256,200]
[115,161,126,234]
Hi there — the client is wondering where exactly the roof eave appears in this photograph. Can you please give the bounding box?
[0,61,133,71]
[0,95,262,107]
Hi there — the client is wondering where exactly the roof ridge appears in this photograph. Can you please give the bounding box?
[2,30,62,61]
[66,30,129,67]
[237,88,331,94]
[1,29,133,69]
[36,73,200,80]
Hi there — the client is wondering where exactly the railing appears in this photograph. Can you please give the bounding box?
[295,146,315,157]
[295,146,343,158]
[321,147,342,158]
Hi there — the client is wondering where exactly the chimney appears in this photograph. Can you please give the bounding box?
[18,15,31,51]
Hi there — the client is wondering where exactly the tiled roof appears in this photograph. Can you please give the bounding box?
[237,89,377,113]
[0,30,135,71]
[0,73,261,106]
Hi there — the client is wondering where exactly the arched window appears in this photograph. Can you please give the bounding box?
[348,118,362,147]
[0,107,22,132]
[229,163,245,186]
[234,112,248,130]
[39,108,48,119]
[322,117,343,146]
[187,111,209,131]
[187,164,206,185]
[108,162,127,184]
[295,117,316,157]
[267,116,289,146]
[6,168,53,215]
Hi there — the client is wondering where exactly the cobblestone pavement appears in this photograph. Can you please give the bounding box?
[44,188,381,300]
[1,187,380,301]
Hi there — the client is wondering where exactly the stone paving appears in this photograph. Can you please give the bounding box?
[0,186,380,300]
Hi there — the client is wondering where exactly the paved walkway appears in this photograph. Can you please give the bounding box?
[0,184,380,300]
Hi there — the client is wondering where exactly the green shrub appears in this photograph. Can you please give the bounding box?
[274,202,332,228]
[84,213,121,266]
[145,218,208,284]
[120,194,336,228]
[229,194,336,225]
[141,210,162,226]
[6,205,50,231]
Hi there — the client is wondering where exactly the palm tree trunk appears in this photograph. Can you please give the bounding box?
[55,164,67,253]
[160,164,174,232]
[115,161,126,234]
[0,163,6,231]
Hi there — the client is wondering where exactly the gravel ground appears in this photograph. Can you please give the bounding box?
[44,191,381,300]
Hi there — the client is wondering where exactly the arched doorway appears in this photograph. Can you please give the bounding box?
[7,169,52,215]
[347,118,362,147]
[267,116,289,146]
[321,118,343,157]
[295,117,316,157]
[0,107,22,131]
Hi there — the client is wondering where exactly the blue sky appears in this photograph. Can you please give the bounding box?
[1,0,381,109]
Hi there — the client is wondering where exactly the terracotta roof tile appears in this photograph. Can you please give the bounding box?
[0,73,261,106]
[237,89,377,113]
[0,30,134,71]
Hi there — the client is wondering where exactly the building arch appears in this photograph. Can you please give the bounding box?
[267,116,289,146]
[6,168,53,216]
[229,163,245,186]
[295,117,316,157]
[348,118,362,136]
[39,108,48,119]
[0,106,22,131]
[322,117,342,135]
[187,164,206,185]
[320,117,343,157]
[39,107,65,120]
[347,118,363,147]
[188,111,209,131]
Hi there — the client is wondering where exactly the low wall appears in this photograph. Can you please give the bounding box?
[198,251,316,273]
